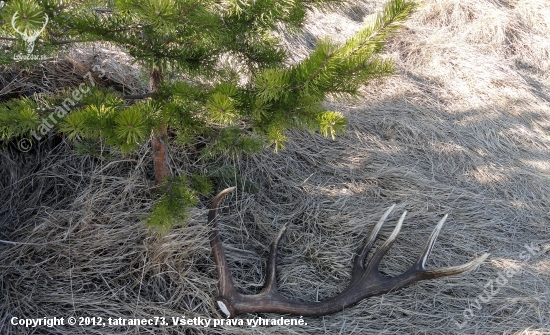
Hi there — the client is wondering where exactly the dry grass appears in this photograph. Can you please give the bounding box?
[1,0,550,334]
[0,59,89,100]
[0,43,147,101]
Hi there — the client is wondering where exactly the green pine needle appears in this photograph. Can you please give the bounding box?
[114,107,150,146]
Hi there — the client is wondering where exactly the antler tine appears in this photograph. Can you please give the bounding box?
[364,210,407,273]
[263,225,287,294]
[207,187,237,298]
[402,213,490,280]
[415,253,490,280]
[415,214,448,270]
[352,204,395,276]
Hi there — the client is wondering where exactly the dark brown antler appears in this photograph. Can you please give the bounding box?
[208,187,489,317]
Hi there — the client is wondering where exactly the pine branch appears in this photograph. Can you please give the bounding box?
[341,0,417,58]
[293,46,335,91]
[0,0,417,226]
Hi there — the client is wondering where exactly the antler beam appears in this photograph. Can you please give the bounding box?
[208,187,489,317]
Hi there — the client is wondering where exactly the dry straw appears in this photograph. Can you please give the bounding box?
[1,0,549,334]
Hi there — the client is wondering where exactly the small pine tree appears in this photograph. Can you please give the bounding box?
[0,0,416,229]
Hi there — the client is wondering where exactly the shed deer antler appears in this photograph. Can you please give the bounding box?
[208,187,489,317]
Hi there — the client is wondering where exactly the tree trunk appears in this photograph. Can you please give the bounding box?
[149,67,170,183]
